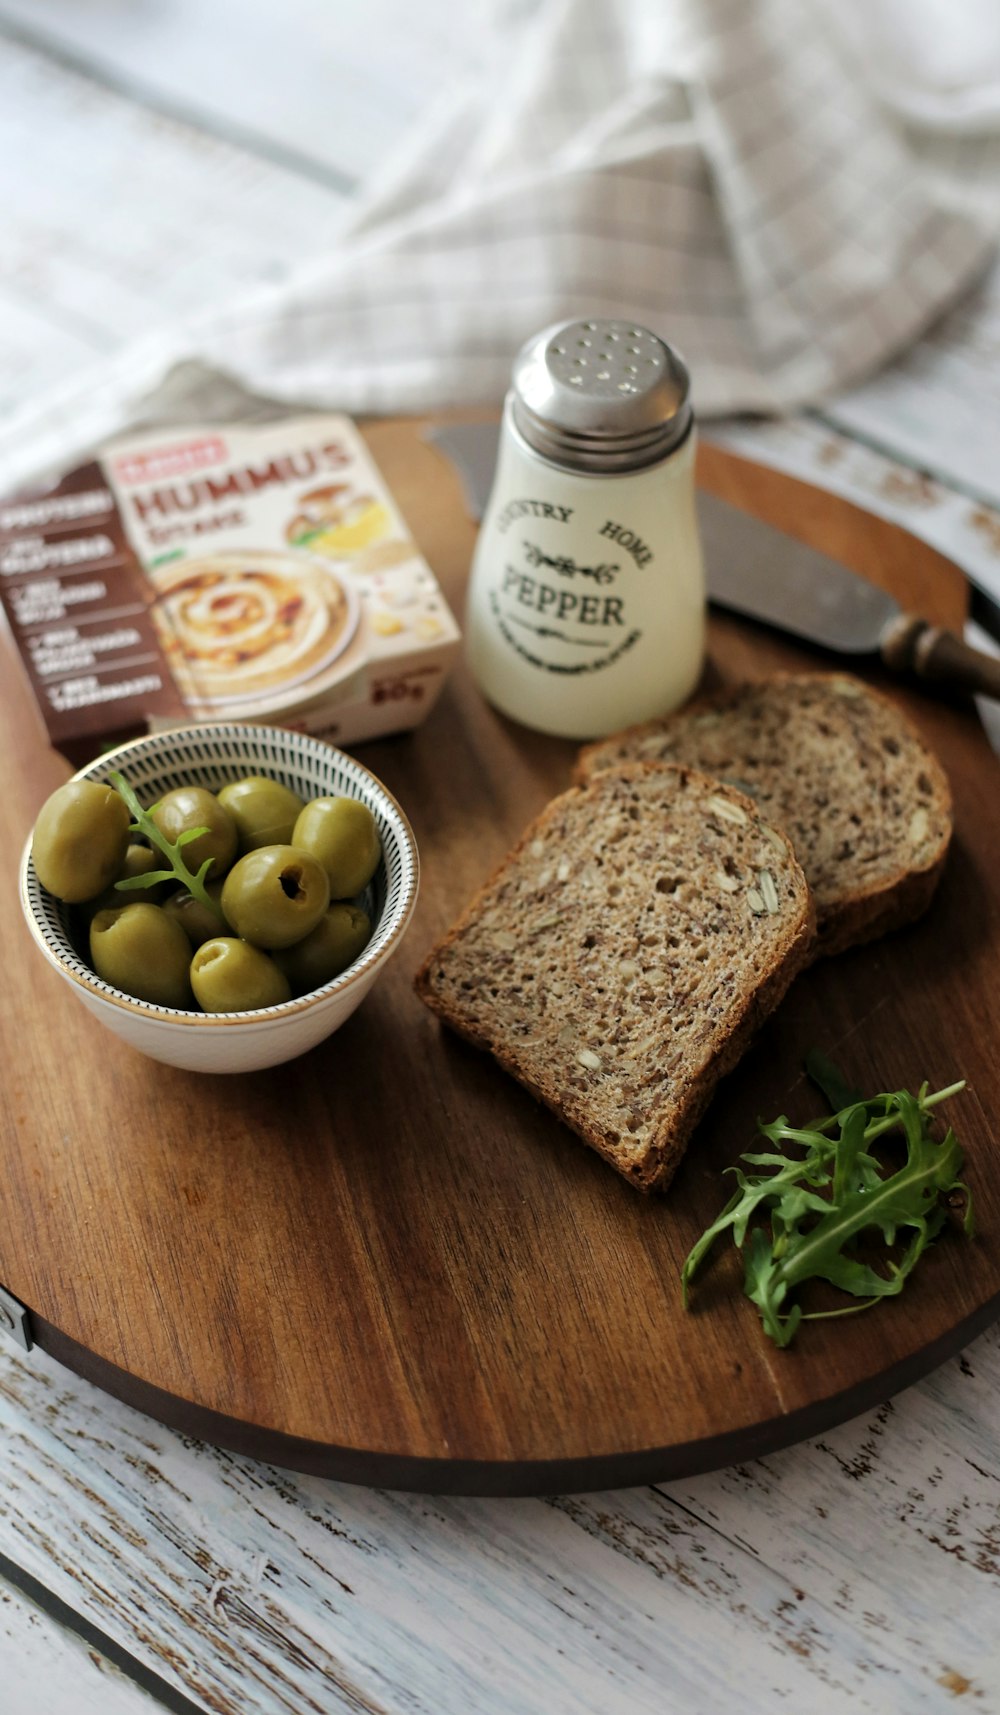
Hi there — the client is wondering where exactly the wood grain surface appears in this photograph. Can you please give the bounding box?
[0,1571,164,1715]
[1,428,996,1493]
[0,33,352,426]
[4,1330,999,1715]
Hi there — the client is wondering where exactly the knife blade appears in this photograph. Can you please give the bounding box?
[695,490,897,652]
[425,421,1000,701]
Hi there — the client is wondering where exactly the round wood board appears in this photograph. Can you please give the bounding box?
[3,427,999,1496]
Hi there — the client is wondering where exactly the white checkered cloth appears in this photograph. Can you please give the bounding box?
[2,0,997,490]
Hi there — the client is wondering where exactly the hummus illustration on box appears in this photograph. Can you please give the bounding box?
[285,484,394,560]
[150,547,361,712]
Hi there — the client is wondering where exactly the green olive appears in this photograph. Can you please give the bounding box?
[191,938,292,1012]
[291,797,381,898]
[119,843,167,894]
[77,843,169,930]
[161,880,226,948]
[32,779,131,902]
[274,904,372,995]
[217,776,304,853]
[151,787,238,880]
[90,903,194,1008]
[220,845,330,949]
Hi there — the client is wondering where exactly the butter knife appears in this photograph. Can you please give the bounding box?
[426,421,1000,703]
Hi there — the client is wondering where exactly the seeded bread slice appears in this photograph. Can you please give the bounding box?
[575,674,952,958]
[415,764,815,1194]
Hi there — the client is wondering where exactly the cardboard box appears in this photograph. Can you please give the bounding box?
[0,414,461,759]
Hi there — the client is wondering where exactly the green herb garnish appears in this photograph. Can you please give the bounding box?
[682,1063,972,1348]
[109,770,225,924]
[803,1047,863,1114]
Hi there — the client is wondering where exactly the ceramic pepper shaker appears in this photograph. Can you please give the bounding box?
[465,318,705,739]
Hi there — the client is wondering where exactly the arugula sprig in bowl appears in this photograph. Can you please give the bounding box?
[19,723,419,1073]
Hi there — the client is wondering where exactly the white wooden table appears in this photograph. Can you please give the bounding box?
[2,7,1000,1711]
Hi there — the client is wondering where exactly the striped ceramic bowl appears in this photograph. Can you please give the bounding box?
[19,724,419,1073]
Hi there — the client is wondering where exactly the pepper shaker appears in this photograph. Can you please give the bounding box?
[465,319,705,740]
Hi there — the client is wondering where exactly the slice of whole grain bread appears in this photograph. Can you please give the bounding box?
[415,764,814,1194]
[575,674,952,957]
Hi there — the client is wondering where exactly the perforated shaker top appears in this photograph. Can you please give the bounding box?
[510,319,692,474]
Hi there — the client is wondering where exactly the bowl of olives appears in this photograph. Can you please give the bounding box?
[20,724,419,1072]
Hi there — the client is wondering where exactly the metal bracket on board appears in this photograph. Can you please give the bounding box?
[0,1285,32,1352]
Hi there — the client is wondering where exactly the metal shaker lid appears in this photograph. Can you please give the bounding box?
[510,319,693,474]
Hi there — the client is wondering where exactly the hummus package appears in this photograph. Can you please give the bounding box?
[0,415,461,759]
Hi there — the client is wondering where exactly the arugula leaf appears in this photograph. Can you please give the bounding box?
[805,1048,863,1113]
[681,1061,972,1348]
[108,770,225,924]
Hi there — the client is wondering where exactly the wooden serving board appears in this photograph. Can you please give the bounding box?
[2,426,998,1496]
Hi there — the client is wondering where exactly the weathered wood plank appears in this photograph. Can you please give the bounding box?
[712,415,1000,609]
[1,1333,998,1714]
[823,256,1000,510]
[0,0,465,186]
[674,1353,1000,1701]
[0,290,103,419]
[0,1565,175,1715]
[0,34,349,399]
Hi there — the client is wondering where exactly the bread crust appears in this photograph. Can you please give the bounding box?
[415,763,815,1194]
[575,672,952,960]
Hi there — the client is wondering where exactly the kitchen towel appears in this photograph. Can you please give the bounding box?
[2,0,998,491]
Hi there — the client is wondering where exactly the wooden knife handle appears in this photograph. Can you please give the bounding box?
[880,613,1000,702]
